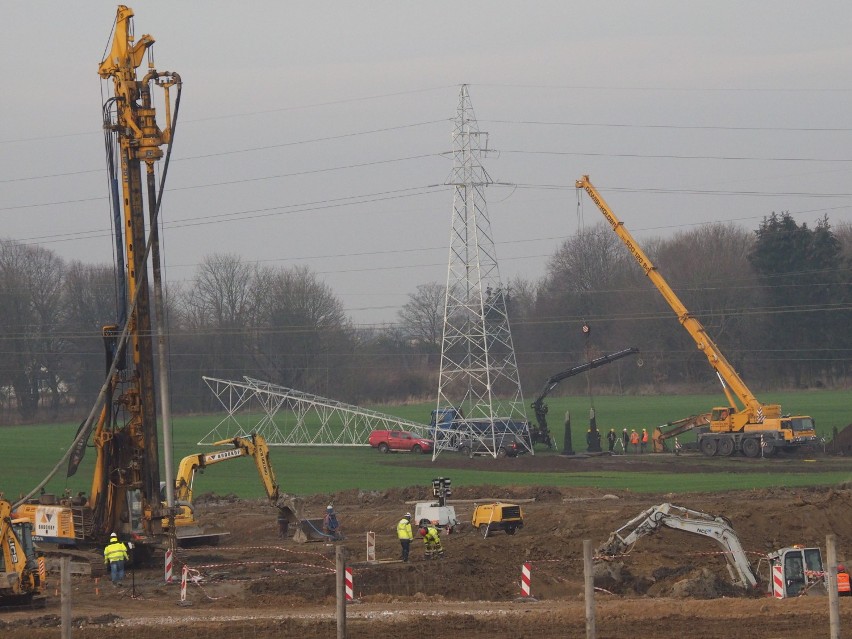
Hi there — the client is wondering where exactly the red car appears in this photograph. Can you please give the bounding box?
[368,430,433,454]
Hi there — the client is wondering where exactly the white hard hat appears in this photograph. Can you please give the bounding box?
[327,505,334,511]
[110,532,118,540]
[404,512,412,519]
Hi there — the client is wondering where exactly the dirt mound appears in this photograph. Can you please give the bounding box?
[6,457,852,639]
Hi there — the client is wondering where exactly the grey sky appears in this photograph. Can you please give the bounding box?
[2,1,851,325]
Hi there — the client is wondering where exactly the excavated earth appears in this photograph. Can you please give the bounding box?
[3,452,852,638]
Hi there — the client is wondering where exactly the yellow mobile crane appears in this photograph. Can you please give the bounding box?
[576,176,818,458]
[15,6,182,562]
[166,435,301,545]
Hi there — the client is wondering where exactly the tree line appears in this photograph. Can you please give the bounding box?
[1,213,850,424]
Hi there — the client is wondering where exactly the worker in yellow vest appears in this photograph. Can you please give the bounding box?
[103,533,129,586]
[396,513,413,562]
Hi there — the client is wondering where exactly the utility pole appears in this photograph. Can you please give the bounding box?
[434,85,529,459]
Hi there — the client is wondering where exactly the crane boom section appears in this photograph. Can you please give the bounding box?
[576,176,763,422]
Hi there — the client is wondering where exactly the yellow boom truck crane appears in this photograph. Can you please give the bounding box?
[166,435,301,546]
[14,5,182,567]
[576,176,818,458]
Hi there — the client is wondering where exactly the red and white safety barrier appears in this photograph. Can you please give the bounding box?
[366,531,376,563]
[345,566,353,601]
[180,564,189,602]
[165,548,174,583]
[772,564,784,598]
[521,562,532,597]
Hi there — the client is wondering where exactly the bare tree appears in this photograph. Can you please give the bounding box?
[0,240,65,420]
[397,282,445,352]
[253,264,351,393]
[179,253,260,380]
[62,261,118,403]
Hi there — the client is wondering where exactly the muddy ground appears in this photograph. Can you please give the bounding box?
[3,451,852,638]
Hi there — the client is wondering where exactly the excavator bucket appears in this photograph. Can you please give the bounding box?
[292,518,329,544]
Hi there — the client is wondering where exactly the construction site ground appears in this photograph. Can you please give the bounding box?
[4,452,852,638]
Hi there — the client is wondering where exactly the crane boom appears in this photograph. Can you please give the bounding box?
[576,176,817,457]
[576,176,760,418]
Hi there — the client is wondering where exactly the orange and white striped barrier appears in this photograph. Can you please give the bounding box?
[521,562,532,597]
[180,564,188,602]
[345,566,353,601]
[366,531,376,563]
[772,565,784,598]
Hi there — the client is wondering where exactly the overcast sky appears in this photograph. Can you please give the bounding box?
[2,1,851,326]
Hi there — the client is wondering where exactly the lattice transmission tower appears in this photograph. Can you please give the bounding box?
[434,85,530,459]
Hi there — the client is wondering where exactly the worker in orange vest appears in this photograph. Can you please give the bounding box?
[629,429,640,454]
[838,564,851,596]
[640,428,649,454]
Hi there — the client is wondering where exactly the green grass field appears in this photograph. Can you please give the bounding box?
[1,390,849,501]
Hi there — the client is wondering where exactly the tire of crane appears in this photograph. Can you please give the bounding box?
[480,525,490,539]
[717,437,735,457]
[700,437,718,457]
[506,526,517,535]
[762,440,776,457]
[741,437,761,458]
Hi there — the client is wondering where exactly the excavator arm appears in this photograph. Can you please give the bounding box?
[597,503,758,589]
[652,413,711,453]
[172,435,301,532]
[0,499,41,603]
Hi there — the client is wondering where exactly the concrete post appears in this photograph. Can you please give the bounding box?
[583,539,596,639]
[827,534,840,639]
[336,545,347,639]
[61,556,71,639]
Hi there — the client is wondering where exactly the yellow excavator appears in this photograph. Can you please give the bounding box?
[165,434,301,545]
[577,176,819,458]
[1,498,43,607]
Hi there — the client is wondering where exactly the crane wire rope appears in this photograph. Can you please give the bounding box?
[575,184,596,415]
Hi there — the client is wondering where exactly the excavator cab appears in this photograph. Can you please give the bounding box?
[768,546,825,598]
